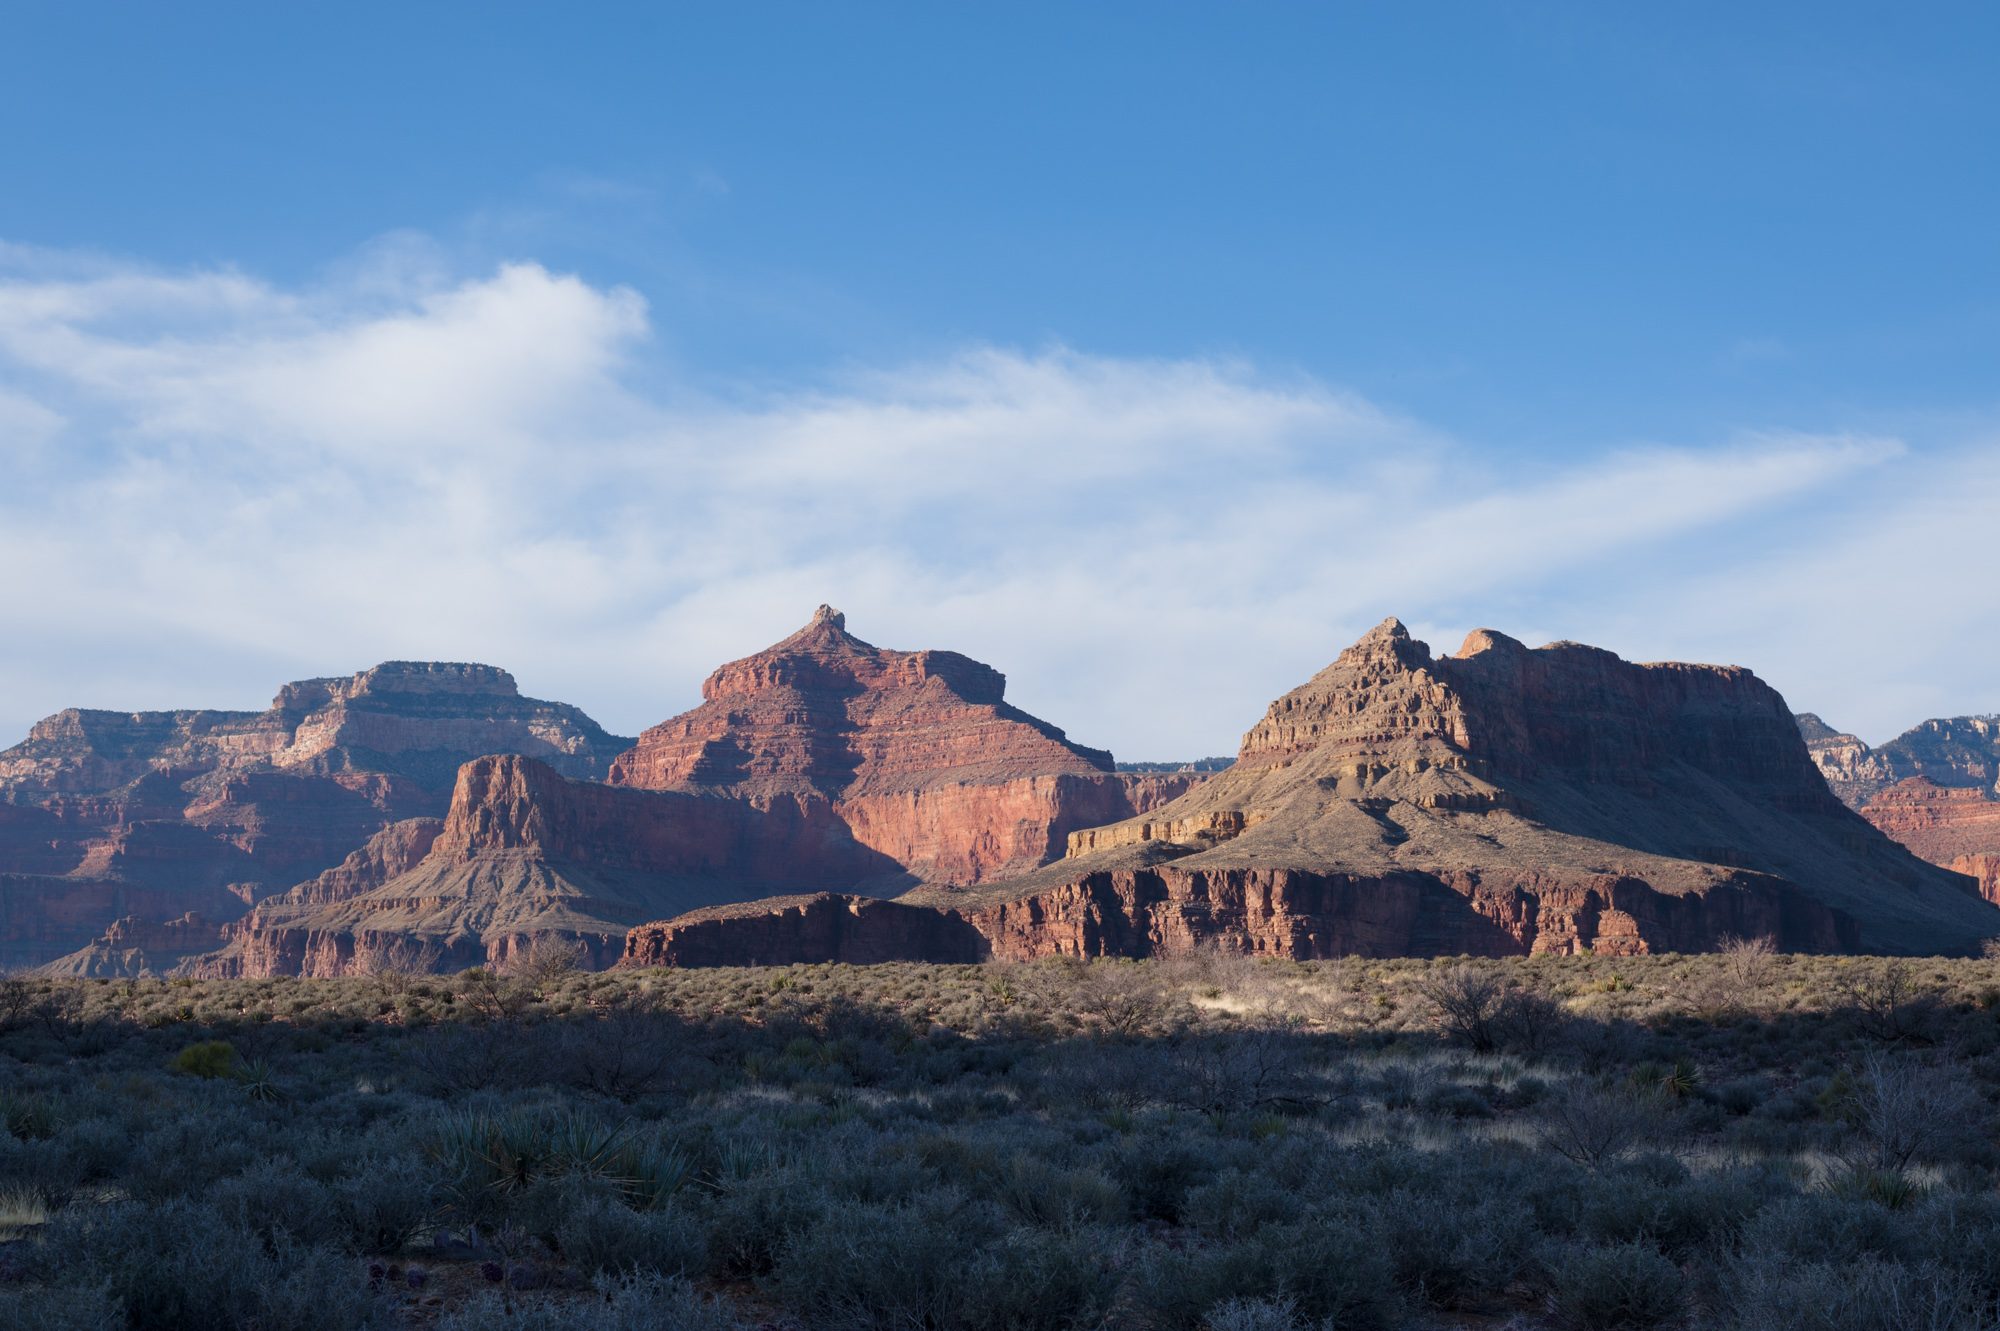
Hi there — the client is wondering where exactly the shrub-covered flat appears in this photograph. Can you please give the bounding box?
[7,948,2000,1329]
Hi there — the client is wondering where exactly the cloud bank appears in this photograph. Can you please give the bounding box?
[0,244,1992,756]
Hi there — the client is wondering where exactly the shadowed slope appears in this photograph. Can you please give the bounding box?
[632,620,1997,964]
[1,662,634,972]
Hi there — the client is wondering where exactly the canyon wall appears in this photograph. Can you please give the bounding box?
[605,605,1201,886]
[0,663,631,972]
[1800,714,2000,905]
[627,619,1994,964]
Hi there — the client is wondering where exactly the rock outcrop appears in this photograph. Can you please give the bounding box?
[41,912,225,979]
[636,620,1996,964]
[0,664,631,971]
[1799,714,2000,905]
[196,753,930,976]
[1853,779,2000,906]
[2,661,628,793]
[623,893,986,967]
[606,606,1201,885]
[214,612,1210,974]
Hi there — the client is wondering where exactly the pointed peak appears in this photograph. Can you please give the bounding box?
[776,603,866,651]
[1334,616,1431,671]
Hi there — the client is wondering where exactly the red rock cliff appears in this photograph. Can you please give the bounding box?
[200,754,917,977]
[0,662,631,972]
[607,606,1198,886]
[1798,715,2000,907]
[644,619,1993,964]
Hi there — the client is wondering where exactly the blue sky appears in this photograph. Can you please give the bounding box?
[0,4,1995,756]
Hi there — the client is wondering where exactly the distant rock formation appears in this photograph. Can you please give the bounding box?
[193,753,911,976]
[213,611,1210,974]
[40,912,222,979]
[0,664,631,971]
[1,661,627,792]
[607,605,1200,885]
[634,619,1997,963]
[1800,714,2000,905]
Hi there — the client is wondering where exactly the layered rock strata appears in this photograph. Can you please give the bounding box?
[606,606,1201,886]
[633,620,1996,964]
[192,754,906,976]
[1856,779,2000,905]
[1800,714,2000,905]
[41,912,225,979]
[217,611,1208,974]
[0,663,630,971]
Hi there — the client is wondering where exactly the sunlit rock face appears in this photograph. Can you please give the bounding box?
[205,609,1205,975]
[1800,714,2000,905]
[0,663,632,972]
[639,620,1998,966]
[605,605,1201,886]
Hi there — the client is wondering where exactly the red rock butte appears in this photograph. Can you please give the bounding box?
[605,604,1193,886]
[191,609,1202,976]
[626,617,2000,966]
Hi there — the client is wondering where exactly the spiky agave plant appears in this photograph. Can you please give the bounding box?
[239,1058,286,1103]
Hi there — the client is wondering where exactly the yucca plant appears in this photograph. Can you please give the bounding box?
[617,1142,694,1209]
[240,1059,286,1103]
[546,1111,632,1179]
[0,1091,60,1140]
[430,1109,652,1219]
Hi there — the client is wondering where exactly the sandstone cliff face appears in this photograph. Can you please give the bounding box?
[1797,714,1902,808]
[1800,713,2000,809]
[967,864,1856,960]
[978,619,1985,956]
[41,912,224,979]
[0,663,631,971]
[2,661,629,795]
[198,754,915,977]
[1857,779,2000,906]
[639,619,1993,965]
[235,610,1211,975]
[606,606,1194,886]
[1798,714,2000,907]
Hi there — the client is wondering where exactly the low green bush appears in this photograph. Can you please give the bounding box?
[169,1040,237,1080]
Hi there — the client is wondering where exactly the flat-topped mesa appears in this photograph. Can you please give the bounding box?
[946,617,1998,959]
[272,661,522,713]
[605,606,1162,886]
[3,660,629,796]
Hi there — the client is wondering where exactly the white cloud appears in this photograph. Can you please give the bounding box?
[0,242,1981,758]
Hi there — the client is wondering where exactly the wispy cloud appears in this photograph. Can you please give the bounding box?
[0,243,1979,756]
